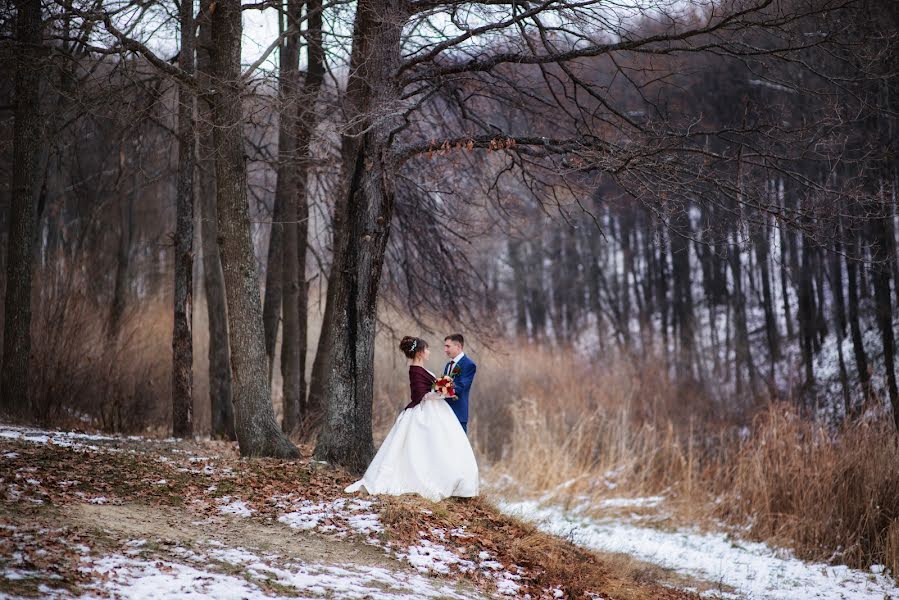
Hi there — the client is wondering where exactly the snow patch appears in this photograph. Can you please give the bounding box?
[500,499,899,600]
[277,497,383,537]
[217,496,254,517]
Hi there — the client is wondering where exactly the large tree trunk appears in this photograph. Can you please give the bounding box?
[172,0,196,438]
[279,0,302,434]
[210,0,299,457]
[1,0,42,419]
[197,1,234,440]
[313,0,405,474]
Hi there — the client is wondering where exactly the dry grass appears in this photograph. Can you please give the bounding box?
[480,343,899,579]
[376,494,699,599]
[716,407,899,575]
[27,268,170,432]
[15,271,898,580]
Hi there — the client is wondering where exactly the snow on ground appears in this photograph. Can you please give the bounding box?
[275,495,525,595]
[277,497,384,538]
[74,544,481,600]
[0,427,114,453]
[498,499,899,600]
[217,496,255,517]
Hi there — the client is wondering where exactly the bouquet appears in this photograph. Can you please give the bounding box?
[433,375,457,400]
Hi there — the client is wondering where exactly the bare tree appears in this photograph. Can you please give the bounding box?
[1,0,42,419]
[209,0,299,457]
[197,0,235,440]
[172,0,196,437]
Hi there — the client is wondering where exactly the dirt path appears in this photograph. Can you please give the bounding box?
[66,502,397,569]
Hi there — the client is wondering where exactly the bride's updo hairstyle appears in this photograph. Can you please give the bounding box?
[399,336,428,359]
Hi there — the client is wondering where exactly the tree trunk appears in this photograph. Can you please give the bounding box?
[210,0,299,457]
[508,238,529,337]
[829,237,852,418]
[172,0,196,438]
[670,208,695,377]
[278,0,302,434]
[294,0,324,427]
[798,233,815,388]
[754,215,779,368]
[314,0,405,474]
[108,174,135,340]
[729,231,755,398]
[197,1,234,440]
[845,231,872,408]
[1,0,42,419]
[871,215,899,431]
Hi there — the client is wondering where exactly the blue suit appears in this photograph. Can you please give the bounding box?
[445,355,476,433]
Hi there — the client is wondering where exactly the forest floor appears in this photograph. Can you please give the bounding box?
[0,424,704,600]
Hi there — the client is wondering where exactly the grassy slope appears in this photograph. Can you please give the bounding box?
[0,429,699,600]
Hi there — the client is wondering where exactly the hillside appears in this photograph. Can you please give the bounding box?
[0,425,698,600]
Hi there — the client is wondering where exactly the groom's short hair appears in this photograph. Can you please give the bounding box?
[445,333,464,347]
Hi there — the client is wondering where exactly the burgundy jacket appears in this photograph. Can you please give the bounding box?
[405,365,435,410]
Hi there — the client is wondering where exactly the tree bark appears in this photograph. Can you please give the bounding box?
[1,0,42,419]
[278,0,302,434]
[754,214,779,369]
[314,0,405,474]
[262,177,286,379]
[294,0,324,428]
[829,236,852,418]
[845,233,872,404]
[172,0,196,438]
[871,215,899,432]
[508,238,529,337]
[197,0,234,440]
[210,0,299,457]
[670,208,695,377]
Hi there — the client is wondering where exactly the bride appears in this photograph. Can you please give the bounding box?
[345,336,479,502]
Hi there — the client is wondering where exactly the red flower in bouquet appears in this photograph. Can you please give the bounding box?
[433,375,456,399]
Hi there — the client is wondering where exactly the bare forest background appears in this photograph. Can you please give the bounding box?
[1,0,898,583]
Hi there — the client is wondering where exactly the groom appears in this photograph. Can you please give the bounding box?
[443,334,476,434]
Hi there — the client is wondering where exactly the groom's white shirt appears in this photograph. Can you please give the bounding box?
[446,352,465,373]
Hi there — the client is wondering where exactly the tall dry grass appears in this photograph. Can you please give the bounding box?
[25,268,171,432]
[475,343,899,578]
[13,268,898,577]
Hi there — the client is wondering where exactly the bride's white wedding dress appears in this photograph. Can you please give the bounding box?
[345,367,479,502]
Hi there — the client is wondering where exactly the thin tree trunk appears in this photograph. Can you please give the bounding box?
[829,237,852,418]
[210,0,299,457]
[670,208,695,378]
[295,0,325,427]
[1,0,42,419]
[108,168,135,340]
[730,233,755,398]
[197,0,234,440]
[508,238,529,337]
[172,0,196,438]
[755,215,779,368]
[871,215,899,431]
[314,0,405,474]
[845,232,872,404]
